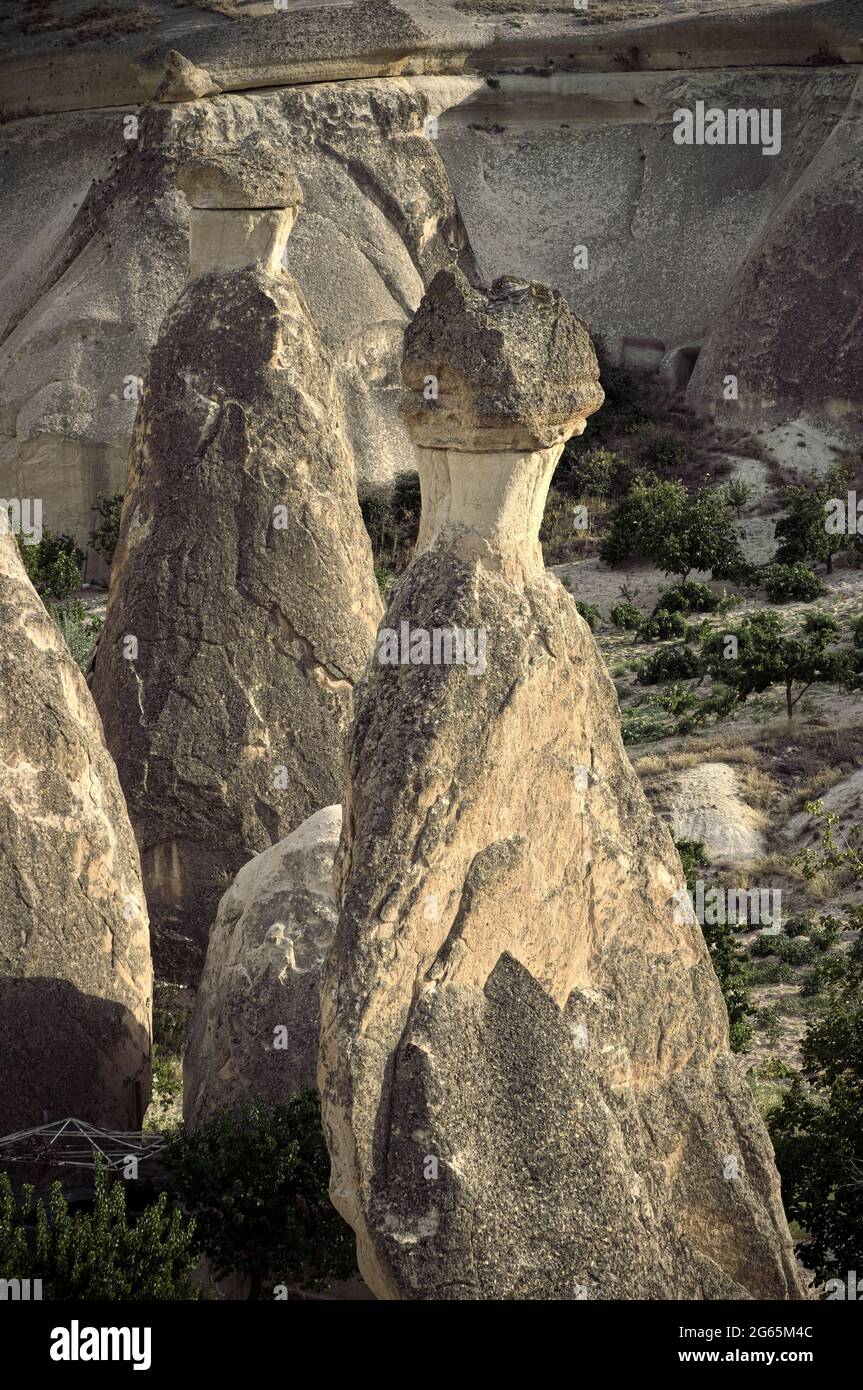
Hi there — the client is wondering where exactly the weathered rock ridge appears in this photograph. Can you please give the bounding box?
[91,174,381,980]
[318,269,806,1301]
[2,2,861,554]
[0,523,152,1132]
[184,805,341,1130]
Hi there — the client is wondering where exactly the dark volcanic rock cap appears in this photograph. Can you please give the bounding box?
[401,266,604,450]
[176,132,304,210]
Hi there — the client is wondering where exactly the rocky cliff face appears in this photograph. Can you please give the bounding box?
[90,156,381,980]
[318,268,806,1301]
[2,1,860,557]
[0,523,152,1132]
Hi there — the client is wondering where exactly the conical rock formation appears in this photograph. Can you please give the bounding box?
[184,805,341,1130]
[91,154,381,981]
[319,268,806,1301]
[0,523,152,1132]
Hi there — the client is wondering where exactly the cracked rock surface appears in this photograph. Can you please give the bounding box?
[184,805,341,1129]
[0,524,152,1131]
[90,262,381,982]
[318,273,807,1301]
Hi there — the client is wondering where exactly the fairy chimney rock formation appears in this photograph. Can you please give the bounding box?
[319,269,806,1301]
[401,270,603,576]
[178,136,304,280]
[91,154,381,981]
[184,805,341,1130]
[0,522,152,1132]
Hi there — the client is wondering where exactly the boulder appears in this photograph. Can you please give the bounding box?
[319,268,806,1301]
[184,806,341,1130]
[90,169,381,981]
[0,522,152,1133]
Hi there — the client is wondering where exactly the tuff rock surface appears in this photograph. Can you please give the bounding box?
[184,806,341,1130]
[318,270,806,1301]
[3,2,861,556]
[90,180,381,981]
[0,523,152,1132]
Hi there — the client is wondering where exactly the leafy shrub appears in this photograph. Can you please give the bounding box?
[16,530,83,600]
[374,565,393,599]
[725,478,752,517]
[638,644,703,685]
[645,431,687,475]
[769,937,863,1282]
[620,710,668,745]
[0,1160,198,1300]
[756,1005,783,1045]
[750,933,816,966]
[46,599,102,673]
[639,609,690,642]
[575,600,599,630]
[802,610,840,642]
[610,598,643,631]
[674,838,752,1052]
[557,445,617,498]
[760,563,825,604]
[852,615,863,648]
[164,1093,357,1298]
[360,474,421,572]
[654,580,720,615]
[778,936,818,966]
[89,492,123,564]
[749,932,781,958]
[652,682,700,716]
[801,956,850,998]
[783,913,814,939]
[601,476,743,580]
[774,469,849,575]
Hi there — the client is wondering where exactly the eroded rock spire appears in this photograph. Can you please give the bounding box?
[91,146,381,980]
[319,268,806,1301]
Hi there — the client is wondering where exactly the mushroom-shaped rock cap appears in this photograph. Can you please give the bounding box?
[401,268,604,451]
[177,134,304,211]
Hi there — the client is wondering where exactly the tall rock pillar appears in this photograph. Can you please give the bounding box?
[0,523,152,1131]
[91,139,382,981]
[319,268,806,1301]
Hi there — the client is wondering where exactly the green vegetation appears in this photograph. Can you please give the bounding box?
[638,644,703,685]
[45,598,102,673]
[15,529,82,601]
[164,1093,357,1299]
[88,492,124,565]
[600,475,743,581]
[768,805,863,1283]
[674,838,753,1052]
[575,600,599,630]
[759,562,825,604]
[702,609,852,721]
[360,474,422,579]
[774,469,849,575]
[0,1159,198,1300]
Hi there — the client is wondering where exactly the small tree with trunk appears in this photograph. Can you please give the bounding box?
[163,1092,357,1299]
[601,476,743,580]
[774,467,849,575]
[702,609,852,721]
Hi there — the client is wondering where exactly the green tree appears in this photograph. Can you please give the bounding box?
[702,608,852,721]
[725,478,752,519]
[675,839,753,1052]
[769,805,863,1283]
[89,492,124,565]
[774,469,848,574]
[15,529,83,600]
[601,476,743,581]
[164,1092,357,1299]
[0,1159,198,1300]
